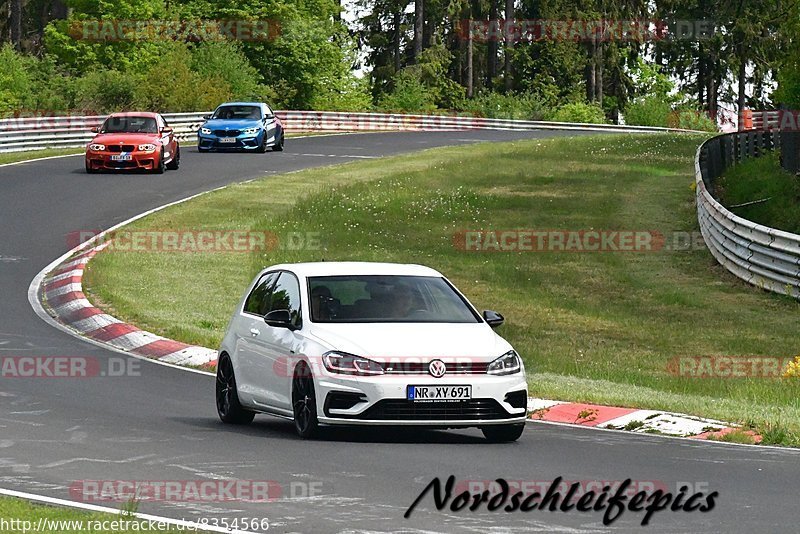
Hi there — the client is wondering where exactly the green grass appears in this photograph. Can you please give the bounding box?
[0,148,82,165]
[0,497,181,533]
[82,133,800,445]
[717,151,800,234]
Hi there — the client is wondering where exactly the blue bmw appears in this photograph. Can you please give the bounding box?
[198,102,284,153]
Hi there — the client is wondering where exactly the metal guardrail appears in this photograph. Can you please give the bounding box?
[696,130,800,299]
[0,110,699,154]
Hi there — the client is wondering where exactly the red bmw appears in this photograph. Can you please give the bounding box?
[85,112,180,174]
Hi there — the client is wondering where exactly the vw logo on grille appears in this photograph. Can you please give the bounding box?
[428,359,446,378]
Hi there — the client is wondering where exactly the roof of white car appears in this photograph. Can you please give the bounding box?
[265,262,443,278]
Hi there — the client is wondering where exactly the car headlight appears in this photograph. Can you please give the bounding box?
[88,144,105,152]
[138,144,157,152]
[243,127,260,136]
[200,127,211,135]
[487,351,522,376]
[323,351,384,376]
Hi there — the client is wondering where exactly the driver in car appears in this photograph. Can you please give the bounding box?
[388,284,416,318]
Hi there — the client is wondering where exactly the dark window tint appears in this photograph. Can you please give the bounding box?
[266,272,302,327]
[244,272,279,315]
[307,275,481,323]
[101,116,158,134]
[212,105,262,120]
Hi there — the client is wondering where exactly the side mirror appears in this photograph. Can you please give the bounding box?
[203,114,211,120]
[483,310,504,328]
[265,113,275,120]
[161,127,173,134]
[264,309,298,330]
[90,126,99,133]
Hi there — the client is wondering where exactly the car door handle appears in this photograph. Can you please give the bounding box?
[250,328,261,337]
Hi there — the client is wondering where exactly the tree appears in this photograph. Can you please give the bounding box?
[9,0,23,50]
[414,0,423,60]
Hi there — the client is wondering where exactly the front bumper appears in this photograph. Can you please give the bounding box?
[198,131,271,150]
[85,151,159,171]
[315,372,528,427]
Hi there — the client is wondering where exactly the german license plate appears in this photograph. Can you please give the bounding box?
[219,137,236,143]
[407,385,472,401]
[110,155,132,161]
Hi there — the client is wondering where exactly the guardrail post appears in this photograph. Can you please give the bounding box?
[781,131,800,174]
[708,138,723,181]
[720,135,733,171]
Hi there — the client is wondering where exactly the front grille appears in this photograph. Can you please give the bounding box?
[105,161,137,168]
[214,129,240,136]
[333,398,513,421]
[382,361,489,375]
[106,145,136,153]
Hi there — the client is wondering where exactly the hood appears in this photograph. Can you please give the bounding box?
[91,133,161,145]
[305,322,512,362]
[202,118,261,130]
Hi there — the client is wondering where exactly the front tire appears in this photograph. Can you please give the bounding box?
[257,133,269,153]
[291,363,319,439]
[85,161,97,174]
[166,145,180,170]
[153,149,165,174]
[481,423,525,443]
[272,131,284,152]
[216,355,255,425]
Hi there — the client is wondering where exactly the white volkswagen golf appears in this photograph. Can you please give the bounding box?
[216,262,528,441]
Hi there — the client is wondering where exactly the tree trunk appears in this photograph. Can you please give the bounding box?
[423,7,432,49]
[697,46,705,110]
[487,0,498,88]
[393,9,401,72]
[466,18,473,98]
[585,40,596,102]
[503,0,513,92]
[414,0,423,61]
[737,48,747,131]
[707,63,718,120]
[53,0,68,19]
[10,0,23,50]
[595,41,604,105]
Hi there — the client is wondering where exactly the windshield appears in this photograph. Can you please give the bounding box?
[211,105,262,120]
[101,116,158,134]
[307,275,482,323]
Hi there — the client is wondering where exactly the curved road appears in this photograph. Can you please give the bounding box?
[1,130,798,533]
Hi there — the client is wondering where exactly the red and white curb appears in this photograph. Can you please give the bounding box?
[41,243,217,367]
[527,398,761,442]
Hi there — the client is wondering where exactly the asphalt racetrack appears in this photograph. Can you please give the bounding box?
[1,130,798,533]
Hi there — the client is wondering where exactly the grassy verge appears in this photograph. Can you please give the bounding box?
[0,148,82,165]
[83,133,800,446]
[717,151,800,234]
[0,497,181,533]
